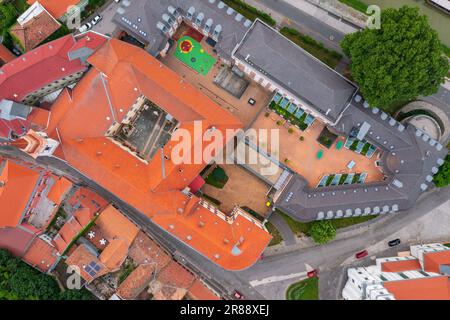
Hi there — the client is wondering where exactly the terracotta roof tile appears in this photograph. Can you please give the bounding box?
[384,276,450,300]
[95,205,139,246]
[128,231,172,271]
[381,259,422,273]
[0,227,35,256]
[46,176,72,204]
[27,0,80,19]
[45,39,271,270]
[22,236,58,272]
[98,238,128,271]
[188,279,220,300]
[157,261,195,290]
[0,159,40,228]
[424,250,450,274]
[0,44,15,65]
[116,264,155,300]
[66,244,108,282]
[10,10,60,52]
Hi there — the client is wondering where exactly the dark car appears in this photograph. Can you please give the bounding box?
[233,290,245,300]
[388,238,401,247]
[355,250,368,259]
[248,98,256,106]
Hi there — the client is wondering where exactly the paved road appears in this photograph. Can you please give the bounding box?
[252,0,348,54]
[236,187,450,299]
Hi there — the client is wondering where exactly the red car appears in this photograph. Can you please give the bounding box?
[233,290,245,300]
[355,250,368,259]
[307,269,318,278]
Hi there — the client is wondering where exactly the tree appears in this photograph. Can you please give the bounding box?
[341,6,449,112]
[309,220,336,244]
[433,155,450,188]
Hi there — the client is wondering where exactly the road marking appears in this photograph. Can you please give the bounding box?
[250,271,308,287]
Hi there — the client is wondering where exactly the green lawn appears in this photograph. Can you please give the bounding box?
[205,166,229,189]
[174,36,216,76]
[278,210,376,237]
[286,277,319,300]
[266,222,283,246]
[337,0,369,14]
[280,27,343,69]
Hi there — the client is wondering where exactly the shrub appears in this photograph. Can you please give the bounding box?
[309,220,336,244]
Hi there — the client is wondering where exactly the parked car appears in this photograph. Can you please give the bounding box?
[388,238,401,247]
[233,290,245,300]
[355,250,368,259]
[114,0,121,3]
[307,269,318,278]
[248,98,256,106]
[78,22,92,33]
[91,14,102,25]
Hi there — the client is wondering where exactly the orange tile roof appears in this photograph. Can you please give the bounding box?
[188,279,220,300]
[116,264,155,300]
[28,107,51,131]
[381,259,422,273]
[45,38,271,270]
[0,44,15,65]
[128,231,172,271]
[47,176,72,204]
[54,216,82,251]
[73,207,92,226]
[27,0,79,19]
[424,250,450,274]
[10,10,60,52]
[384,276,450,300]
[98,238,128,271]
[156,261,195,290]
[95,205,139,246]
[66,244,108,282]
[22,236,58,272]
[0,159,40,228]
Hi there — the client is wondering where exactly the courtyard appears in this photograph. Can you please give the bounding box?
[201,164,272,217]
[160,24,272,128]
[250,110,385,188]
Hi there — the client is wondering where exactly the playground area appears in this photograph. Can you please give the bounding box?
[250,110,385,188]
[174,36,216,76]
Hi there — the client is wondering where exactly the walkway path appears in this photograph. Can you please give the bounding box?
[269,212,297,246]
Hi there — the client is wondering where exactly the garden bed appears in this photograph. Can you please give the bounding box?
[286,277,319,300]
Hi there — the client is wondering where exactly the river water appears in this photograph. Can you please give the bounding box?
[361,0,450,47]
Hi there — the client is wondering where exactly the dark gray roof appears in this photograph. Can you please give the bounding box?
[233,20,358,123]
[0,99,31,121]
[275,97,448,222]
[113,0,250,60]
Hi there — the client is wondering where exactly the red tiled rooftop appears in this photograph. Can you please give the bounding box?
[22,236,58,272]
[424,250,450,274]
[128,231,172,271]
[0,158,40,228]
[188,279,220,300]
[384,276,450,300]
[381,259,422,273]
[98,238,128,271]
[66,244,108,282]
[0,44,15,65]
[47,176,72,204]
[45,38,271,270]
[27,0,80,19]
[95,205,139,246]
[10,10,60,52]
[156,261,195,290]
[0,227,34,257]
[116,264,155,300]
[0,32,107,103]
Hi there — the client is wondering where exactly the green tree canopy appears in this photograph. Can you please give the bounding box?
[0,249,93,300]
[309,220,336,244]
[433,155,450,188]
[341,6,449,112]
